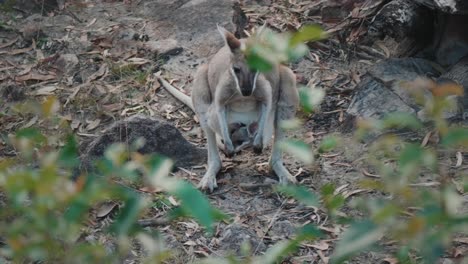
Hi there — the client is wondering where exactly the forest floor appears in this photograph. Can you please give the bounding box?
[0,0,467,263]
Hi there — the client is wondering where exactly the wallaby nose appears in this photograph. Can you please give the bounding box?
[241,89,252,96]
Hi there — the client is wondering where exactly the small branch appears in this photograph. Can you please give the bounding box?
[137,217,171,228]
[238,182,274,190]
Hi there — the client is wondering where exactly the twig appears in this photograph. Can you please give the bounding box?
[137,217,171,227]
[253,199,286,255]
[239,182,274,190]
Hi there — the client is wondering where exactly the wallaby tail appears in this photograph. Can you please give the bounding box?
[157,76,194,111]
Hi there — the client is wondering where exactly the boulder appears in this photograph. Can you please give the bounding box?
[82,115,206,172]
[415,0,468,14]
[219,223,266,254]
[347,58,442,119]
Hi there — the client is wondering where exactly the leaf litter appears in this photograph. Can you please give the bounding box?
[0,0,467,263]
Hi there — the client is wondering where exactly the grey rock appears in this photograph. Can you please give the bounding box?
[82,115,206,171]
[415,0,468,14]
[347,58,441,119]
[54,54,79,78]
[268,220,296,239]
[219,224,266,254]
[139,0,233,77]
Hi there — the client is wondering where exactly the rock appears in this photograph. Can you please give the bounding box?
[54,54,79,78]
[219,224,266,254]
[347,58,442,119]
[268,220,296,239]
[1,83,25,102]
[12,0,61,13]
[144,39,182,58]
[415,0,468,14]
[367,0,434,56]
[140,0,233,77]
[82,115,206,172]
[438,55,468,118]
[432,14,468,66]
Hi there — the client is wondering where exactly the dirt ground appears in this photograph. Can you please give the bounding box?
[0,1,467,263]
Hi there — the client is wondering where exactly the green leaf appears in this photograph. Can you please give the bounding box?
[277,185,319,207]
[170,182,225,234]
[299,86,325,113]
[280,139,314,165]
[246,48,273,72]
[290,25,326,46]
[110,190,141,236]
[398,144,423,168]
[381,112,423,130]
[64,176,97,223]
[296,224,323,241]
[321,183,336,196]
[58,135,79,168]
[319,136,338,153]
[331,220,384,263]
[257,240,299,264]
[442,127,468,146]
[15,127,46,144]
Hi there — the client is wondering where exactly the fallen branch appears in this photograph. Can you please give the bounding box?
[137,217,171,228]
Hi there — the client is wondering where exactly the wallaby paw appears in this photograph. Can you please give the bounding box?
[271,162,297,185]
[198,173,218,192]
[253,135,263,154]
[224,142,235,158]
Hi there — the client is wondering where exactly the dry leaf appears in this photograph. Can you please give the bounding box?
[16,72,56,82]
[361,169,380,178]
[382,257,399,264]
[96,202,118,218]
[86,119,101,131]
[0,37,19,49]
[71,119,80,130]
[35,85,57,95]
[23,116,38,128]
[139,186,163,193]
[303,240,329,250]
[86,18,97,27]
[455,151,463,168]
[168,196,179,206]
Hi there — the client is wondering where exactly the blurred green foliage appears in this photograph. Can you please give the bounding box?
[246,24,467,263]
[0,99,225,263]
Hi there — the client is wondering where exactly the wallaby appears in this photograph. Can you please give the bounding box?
[158,26,299,191]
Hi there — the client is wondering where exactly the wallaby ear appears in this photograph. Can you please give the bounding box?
[217,24,241,51]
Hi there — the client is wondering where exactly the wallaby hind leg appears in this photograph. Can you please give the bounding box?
[270,66,299,184]
[192,65,222,191]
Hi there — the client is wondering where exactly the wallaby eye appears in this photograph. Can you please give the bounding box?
[233,66,241,74]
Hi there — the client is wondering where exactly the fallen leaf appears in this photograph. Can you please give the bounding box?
[184,240,197,246]
[86,119,101,131]
[382,257,399,264]
[139,186,163,193]
[343,189,368,199]
[408,182,440,187]
[303,240,329,250]
[71,119,80,130]
[22,116,38,128]
[96,202,118,218]
[35,85,57,95]
[86,18,97,27]
[87,64,108,82]
[361,169,380,178]
[15,72,56,82]
[168,196,179,206]
[455,151,463,168]
[0,37,19,49]
[454,237,468,244]
[8,46,33,55]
